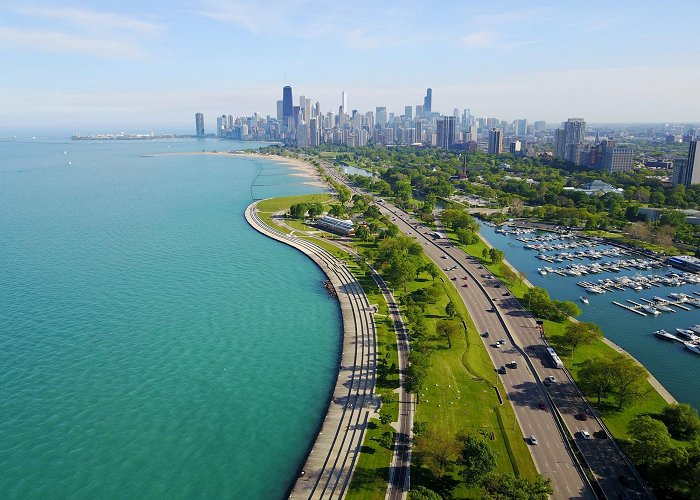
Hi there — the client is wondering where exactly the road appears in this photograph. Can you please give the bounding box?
[317,159,653,499]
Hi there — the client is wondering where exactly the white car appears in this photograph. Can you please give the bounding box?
[529,435,538,445]
[580,430,591,440]
[544,376,556,385]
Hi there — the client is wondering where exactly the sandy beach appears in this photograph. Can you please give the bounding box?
[151,151,326,188]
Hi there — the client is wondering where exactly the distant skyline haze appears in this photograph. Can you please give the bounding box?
[0,1,698,133]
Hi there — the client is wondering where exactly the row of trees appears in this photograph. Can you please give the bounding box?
[412,425,552,499]
[523,287,581,322]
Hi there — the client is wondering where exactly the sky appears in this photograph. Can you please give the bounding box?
[0,0,698,134]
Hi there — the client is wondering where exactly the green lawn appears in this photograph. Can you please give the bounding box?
[256,193,333,213]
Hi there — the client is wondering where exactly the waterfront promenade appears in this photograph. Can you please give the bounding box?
[245,202,377,499]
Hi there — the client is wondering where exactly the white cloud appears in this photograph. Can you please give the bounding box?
[11,6,164,35]
[461,31,494,47]
[0,27,146,59]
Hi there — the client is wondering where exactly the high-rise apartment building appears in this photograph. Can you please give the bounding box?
[600,146,634,173]
[423,88,432,115]
[216,115,226,137]
[375,107,387,128]
[282,86,293,123]
[341,91,347,115]
[509,140,522,154]
[404,106,413,121]
[195,113,205,137]
[673,140,700,186]
[488,128,503,154]
[515,119,527,136]
[276,100,283,121]
[436,116,455,149]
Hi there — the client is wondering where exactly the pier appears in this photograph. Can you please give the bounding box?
[610,293,699,316]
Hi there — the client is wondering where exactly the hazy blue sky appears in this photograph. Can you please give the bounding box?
[1,1,698,133]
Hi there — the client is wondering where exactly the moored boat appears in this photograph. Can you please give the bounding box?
[654,329,677,341]
[684,342,700,355]
[580,296,589,304]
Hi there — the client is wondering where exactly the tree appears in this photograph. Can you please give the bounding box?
[457,434,497,485]
[481,473,553,499]
[611,354,649,410]
[436,320,460,349]
[445,301,456,318]
[627,415,675,468]
[424,262,440,281]
[379,409,393,425]
[578,357,615,403]
[307,203,324,218]
[455,227,478,245]
[482,248,490,261]
[660,403,700,440]
[328,204,345,217]
[289,202,308,219]
[410,486,443,500]
[414,427,460,477]
[561,321,603,357]
[552,300,582,320]
[489,248,505,265]
[405,351,430,401]
[354,225,370,240]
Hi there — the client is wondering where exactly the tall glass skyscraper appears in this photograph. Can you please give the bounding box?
[282,86,293,123]
[195,113,205,137]
[423,88,432,115]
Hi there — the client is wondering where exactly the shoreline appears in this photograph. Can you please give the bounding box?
[244,201,377,498]
[151,151,327,188]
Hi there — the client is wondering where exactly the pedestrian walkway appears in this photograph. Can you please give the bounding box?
[246,202,377,499]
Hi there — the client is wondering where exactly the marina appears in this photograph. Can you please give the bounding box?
[478,222,700,410]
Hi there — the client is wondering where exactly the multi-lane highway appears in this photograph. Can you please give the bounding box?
[318,158,653,499]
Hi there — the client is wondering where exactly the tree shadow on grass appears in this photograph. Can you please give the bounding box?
[410,465,460,499]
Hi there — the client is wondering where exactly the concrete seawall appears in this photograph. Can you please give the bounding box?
[245,202,377,499]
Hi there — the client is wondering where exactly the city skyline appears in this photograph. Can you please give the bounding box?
[1,1,699,132]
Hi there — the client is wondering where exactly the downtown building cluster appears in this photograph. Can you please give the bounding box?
[195,86,548,154]
[553,118,635,173]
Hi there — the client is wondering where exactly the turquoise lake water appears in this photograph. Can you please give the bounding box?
[0,138,340,499]
[479,224,700,410]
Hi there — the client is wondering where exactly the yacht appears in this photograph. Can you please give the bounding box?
[655,303,674,313]
[676,328,698,341]
[654,329,677,341]
[642,305,661,315]
[684,342,700,355]
[669,292,686,301]
[580,296,589,304]
[689,324,700,335]
[538,268,547,276]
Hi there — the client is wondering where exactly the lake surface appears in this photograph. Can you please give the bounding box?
[0,138,340,499]
[479,224,700,410]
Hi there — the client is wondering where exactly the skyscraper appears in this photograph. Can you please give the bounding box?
[195,113,205,137]
[488,128,503,154]
[341,91,347,115]
[423,88,432,115]
[404,106,413,121]
[436,116,455,149]
[515,119,528,136]
[282,86,293,123]
[673,140,700,186]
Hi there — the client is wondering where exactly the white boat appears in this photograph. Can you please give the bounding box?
[538,268,547,276]
[580,296,589,304]
[655,304,674,313]
[684,342,700,355]
[642,305,661,315]
[654,329,677,341]
[669,293,686,301]
[689,324,700,335]
[676,328,698,341]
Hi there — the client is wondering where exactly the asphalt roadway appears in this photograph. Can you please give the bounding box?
[319,160,654,500]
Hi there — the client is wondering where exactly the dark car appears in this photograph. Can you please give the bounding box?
[482,331,490,338]
[575,412,589,421]
[497,366,507,374]
[537,400,547,410]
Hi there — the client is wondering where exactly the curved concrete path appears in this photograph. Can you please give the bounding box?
[245,202,377,500]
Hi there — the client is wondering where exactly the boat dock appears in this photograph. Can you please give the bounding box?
[611,293,699,316]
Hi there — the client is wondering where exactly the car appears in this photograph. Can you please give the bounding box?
[450,265,458,270]
[497,366,507,374]
[537,400,547,410]
[497,339,506,345]
[508,361,518,369]
[494,284,501,288]
[493,343,501,348]
[441,255,448,259]
[544,376,556,385]
[580,430,591,440]
[575,412,589,421]
[462,284,468,287]
[482,331,490,338]
[529,435,538,445]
